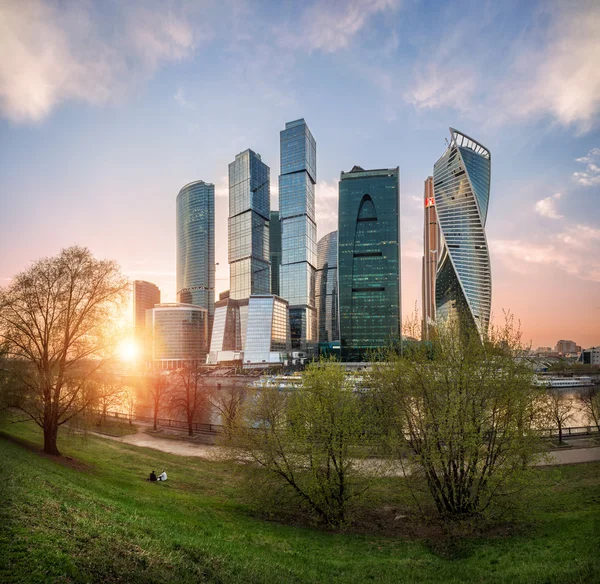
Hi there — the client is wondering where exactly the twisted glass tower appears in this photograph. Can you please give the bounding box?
[433,128,491,339]
[316,230,339,345]
[176,181,215,331]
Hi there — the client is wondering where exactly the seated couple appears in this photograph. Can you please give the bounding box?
[148,470,167,482]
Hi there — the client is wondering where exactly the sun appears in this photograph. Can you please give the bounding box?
[117,339,139,362]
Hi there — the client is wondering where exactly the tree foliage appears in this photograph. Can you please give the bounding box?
[225,359,371,526]
[0,246,128,454]
[368,316,544,518]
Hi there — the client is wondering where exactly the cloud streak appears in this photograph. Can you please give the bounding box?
[573,148,600,186]
[0,0,204,123]
[534,193,563,219]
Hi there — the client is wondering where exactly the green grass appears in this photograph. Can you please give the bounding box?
[1,421,599,584]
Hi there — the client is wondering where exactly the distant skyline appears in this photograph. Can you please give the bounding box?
[0,0,599,348]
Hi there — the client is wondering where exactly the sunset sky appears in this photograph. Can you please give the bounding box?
[0,0,599,349]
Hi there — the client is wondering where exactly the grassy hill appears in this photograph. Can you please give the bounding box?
[1,421,598,583]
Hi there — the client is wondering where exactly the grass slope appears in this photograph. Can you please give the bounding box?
[1,422,599,584]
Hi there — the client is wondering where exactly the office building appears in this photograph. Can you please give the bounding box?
[147,303,208,369]
[338,166,401,361]
[578,347,600,365]
[421,176,438,340]
[243,295,291,367]
[316,231,339,345]
[270,210,282,296]
[278,119,318,351]
[434,128,491,340]
[555,340,580,355]
[228,149,271,300]
[133,280,160,338]
[176,180,215,341]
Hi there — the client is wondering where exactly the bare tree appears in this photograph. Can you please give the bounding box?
[93,374,125,425]
[170,363,208,436]
[542,390,576,445]
[0,246,128,455]
[123,384,137,426]
[579,387,600,433]
[211,383,247,438]
[147,372,169,431]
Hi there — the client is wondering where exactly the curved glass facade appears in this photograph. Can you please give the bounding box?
[316,231,339,344]
[338,166,401,361]
[176,181,215,333]
[433,128,491,339]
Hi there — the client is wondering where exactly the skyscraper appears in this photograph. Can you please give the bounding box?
[338,166,401,361]
[270,210,281,296]
[421,176,438,340]
[147,303,208,369]
[434,128,491,339]
[133,280,160,338]
[176,180,215,340]
[228,149,270,299]
[316,231,339,345]
[278,119,317,351]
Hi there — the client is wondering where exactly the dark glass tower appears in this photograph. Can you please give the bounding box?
[176,180,215,336]
[270,210,281,296]
[279,119,317,351]
[228,149,270,300]
[338,166,401,361]
[316,231,339,345]
[434,128,491,339]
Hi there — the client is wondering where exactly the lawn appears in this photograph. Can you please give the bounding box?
[1,421,598,584]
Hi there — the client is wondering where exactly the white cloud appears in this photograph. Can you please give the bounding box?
[534,193,563,219]
[405,1,600,132]
[0,0,204,123]
[174,87,189,107]
[279,0,401,53]
[491,222,600,283]
[573,148,600,186]
[214,175,229,198]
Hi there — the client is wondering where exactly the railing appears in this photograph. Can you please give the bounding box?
[99,410,600,440]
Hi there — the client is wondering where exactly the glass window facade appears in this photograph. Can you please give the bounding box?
[433,128,491,339]
[316,231,339,344]
[244,295,291,365]
[338,166,401,361]
[133,280,160,338]
[421,177,439,340]
[279,119,317,350]
[270,211,281,296]
[176,181,215,343]
[149,303,208,368]
[228,149,271,300]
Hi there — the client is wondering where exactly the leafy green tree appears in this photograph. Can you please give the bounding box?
[368,316,544,518]
[0,246,128,455]
[225,359,371,526]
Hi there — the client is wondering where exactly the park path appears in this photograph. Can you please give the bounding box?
[96,430,600,468]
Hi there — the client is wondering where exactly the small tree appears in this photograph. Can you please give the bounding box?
[226,359,371,527]
[170,362,208,436]
[0,247,128,455]
[542,390,576,445]
[211,383,247,438]
[579,387,600,433]
[146,372,169,431]
[94,374,125,425]
[368,315,543,519]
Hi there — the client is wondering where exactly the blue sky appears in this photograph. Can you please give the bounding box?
[0,0,599,347]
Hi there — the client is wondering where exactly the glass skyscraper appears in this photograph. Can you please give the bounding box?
[316,231,339,345]
[338,166,401,361]
[270,210,281,296]
[228,149,270,300]
[147,303,208,369]
[278,119,317,351]
[176,181,215,338]
[421,176,439,340]
[433,128,491,339]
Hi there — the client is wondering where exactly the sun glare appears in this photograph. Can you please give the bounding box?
[118,339,139,362]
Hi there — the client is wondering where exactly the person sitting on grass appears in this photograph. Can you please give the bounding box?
[148,470,157,482]
[157,469,167,482]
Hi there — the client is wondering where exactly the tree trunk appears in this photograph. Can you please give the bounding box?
[187,411,194,436]
[153,408,158,431]
[43,423,60,456]
[558,420,563,445]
